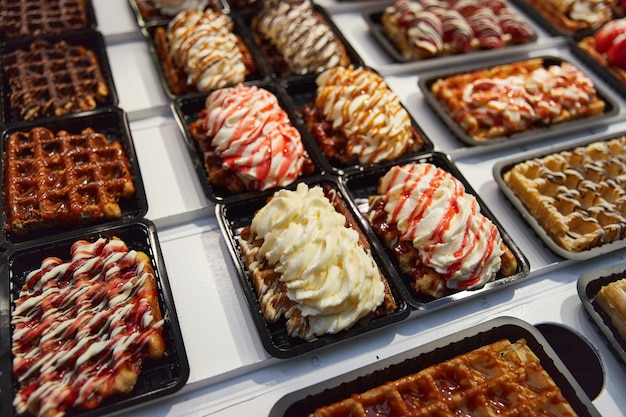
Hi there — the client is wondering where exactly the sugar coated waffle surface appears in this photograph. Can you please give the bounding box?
[3,39,110,121]
[503,137,626,253]
[0,0,90,39]
[311,339,578,417]
[3,126,135,234]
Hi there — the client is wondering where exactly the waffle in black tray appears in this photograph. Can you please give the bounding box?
[364,0,537,63]
[0,0,97,40]
[342,152,529,310]
[282,66,434,175]
[0,30,118,124]
[144,10,269,98]
[269,317,602,417]
[128,0,229,27]
[419,55,618,148]
[216,176,410,358]
[493,132,626,260]
[1,108,148,249]
[247,0,363,79]
[578,262,626,366]
[0,220,189,417]
[171,80,324,204]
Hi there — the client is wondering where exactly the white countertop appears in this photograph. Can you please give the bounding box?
[90,1,626,415]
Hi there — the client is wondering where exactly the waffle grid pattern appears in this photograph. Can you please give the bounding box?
[503,137,626,252]
[312,339,577,417]
[0,0,90,39]
[3,127,135,234]
[3,39,109,121]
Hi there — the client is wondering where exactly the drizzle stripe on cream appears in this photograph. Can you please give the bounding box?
[12,238,163,417]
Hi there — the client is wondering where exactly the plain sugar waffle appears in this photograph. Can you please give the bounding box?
[3,126,135,235]
[503,136,626,252]
[3,39,110,121]
[312,339,578,417]
[0,0,90,39]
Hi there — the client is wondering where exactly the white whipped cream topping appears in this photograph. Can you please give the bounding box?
[250,183,385,339]
[376,163,504,289]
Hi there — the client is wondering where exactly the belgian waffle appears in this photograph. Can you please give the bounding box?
[503,136,626,252]
[0,0,90,39]
[12,237,165,417]
[3,126,135,235]
[596,278,626,341]
[311,339,578,417]
[522,0,615,33]
[3,39,110,121]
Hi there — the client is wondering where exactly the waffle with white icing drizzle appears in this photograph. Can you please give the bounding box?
[522,0,616,33]
[430,58,606,141]
[503,136,626,252]
[252,0,350,77]
[311,339,578,417]
[238,183,397,341]
[11,237,165,417]
[3,126,136,235]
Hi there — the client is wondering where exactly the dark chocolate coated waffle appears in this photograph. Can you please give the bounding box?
[0,0,90,39]
[3,126,135,234]
[3,39,110,121]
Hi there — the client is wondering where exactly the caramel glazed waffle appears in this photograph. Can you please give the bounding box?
[311,339,578,417]
[3,39,110,121]
[3,127,136,235]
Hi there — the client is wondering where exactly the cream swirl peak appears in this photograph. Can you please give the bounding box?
[255,0,345,75]
[12,238,165,417]
[154,0,210,16]
[167,10,246,91]
[314,66,415,164]
[202,84,306,191]
[373,163,504,289]
[248,183,385,340]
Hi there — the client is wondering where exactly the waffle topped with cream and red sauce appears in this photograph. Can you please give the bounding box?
[382,0,535,60]
[302,66,425,165]
[367,163,518,299]
[189,84,314,193]
[430,58,606,141]
[11,237,165,417]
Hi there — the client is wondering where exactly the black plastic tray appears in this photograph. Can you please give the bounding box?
[492,131,626,260]
[418,55,619,149]
[269,317,602,417]
[0,0,98,40]
[578,261,626,366]
[363,6,538,63]
[171,80,325,204]
[215,175,410,359]
[244,4,364,80]
[0,107,148,250]
[142,12,271,99]
[281,69,434,175]
[341,152,530,311]
[127,0,230,27]
[0,219,189,417]
[0,29,119,125]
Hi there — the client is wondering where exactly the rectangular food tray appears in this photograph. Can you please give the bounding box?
[0,219,189,417]
[341,151,530,311]
[492,131,626,260]
[363,6,539,64]
[269,316,601,417]
[171,80,326,204]
[578,261,626,365]
[215,175,411,359]
[0,29,119,125]
[418,55,619,150]
[0,107,148,251]
[281,69,435,175]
